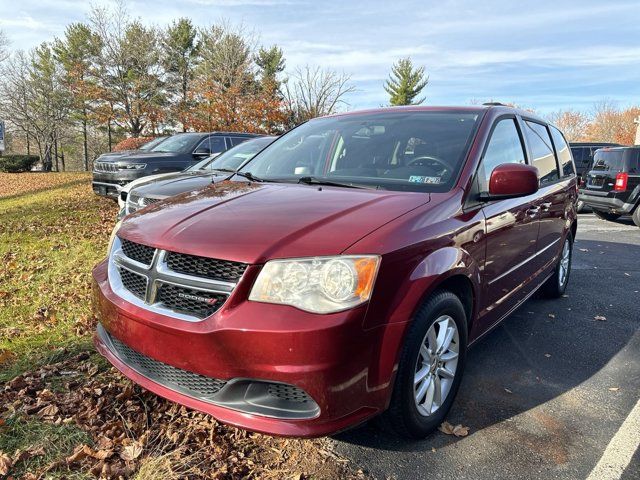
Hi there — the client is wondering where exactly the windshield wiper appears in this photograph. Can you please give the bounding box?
[233,171,265,182]
[297,176,376,189]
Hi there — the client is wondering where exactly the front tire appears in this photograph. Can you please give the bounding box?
[632,206,640,228]
[380,290,468,439]
[541,232,573,298]
[576,200,585,213]
[593,209,621,222]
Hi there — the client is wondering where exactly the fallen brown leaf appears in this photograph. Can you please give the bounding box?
[439,421,470,437]
[120,442,143,462]
[0,451,12,476]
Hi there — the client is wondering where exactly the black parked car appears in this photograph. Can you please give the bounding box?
[121,136,277,218]
[92,132,261,198]
[579,146,640,227]
[95,136,168,163]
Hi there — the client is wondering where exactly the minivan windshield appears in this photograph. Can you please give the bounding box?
[238,110,481,192]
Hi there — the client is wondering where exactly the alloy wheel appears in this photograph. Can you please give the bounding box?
[558,238,571,288]
[414,315,459,416]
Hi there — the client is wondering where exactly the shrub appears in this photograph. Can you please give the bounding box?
[0,155,40,173]
[113,136,156,152]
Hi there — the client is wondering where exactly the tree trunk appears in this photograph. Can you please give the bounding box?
[82,109,89,171]
[61,149,65,171]
[108,119,112,152]
[26,132,31,155]
[54,137,59,172]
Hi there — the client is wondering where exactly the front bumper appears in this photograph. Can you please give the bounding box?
[92,260,404,437]
[92,170,149,198]
[578,190,636,214]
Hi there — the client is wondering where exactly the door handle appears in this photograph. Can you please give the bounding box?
[526,206,540,217]
[540,202,552,212]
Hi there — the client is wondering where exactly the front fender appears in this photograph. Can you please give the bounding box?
[363,246,482,393]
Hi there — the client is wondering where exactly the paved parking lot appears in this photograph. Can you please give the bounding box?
[333,214,640,480]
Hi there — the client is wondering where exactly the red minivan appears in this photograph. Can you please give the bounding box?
[93,105,577,438]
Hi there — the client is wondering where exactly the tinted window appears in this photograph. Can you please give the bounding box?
[230,136,250,147]
[524,121,558,185]
[189,137,275,172]
[150,133,202,153]
[627,150,640,174]
[240,111,481,192]
[196,136,226,155]
[478,119,526,192]
[550,127,575,177]
[570,147,585,163]
[592,150,626,172]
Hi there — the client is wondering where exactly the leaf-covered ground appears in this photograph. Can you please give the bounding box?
[0,174,367,479]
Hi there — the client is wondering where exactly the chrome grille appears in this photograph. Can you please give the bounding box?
[166,251,247,282]
[120,269,147,299]
[109,332,227,397]
[121,238,155,265]
[94,162,118,172]
[109,237,238,322]
[127,194,163,214]
[268,383,313,403]
[156,283,227,319]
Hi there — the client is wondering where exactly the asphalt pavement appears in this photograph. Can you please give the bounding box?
[333,213,640,480]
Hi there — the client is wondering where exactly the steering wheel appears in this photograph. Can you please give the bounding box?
[406,155,451,171]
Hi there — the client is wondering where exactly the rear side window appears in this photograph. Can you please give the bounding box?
[550,127,575,177]
[229,136,250,147]
[196,136,226,155]
[570,147,585,164]
[524,121,559,185]
[627,150,640,174]
[478,119,526,192]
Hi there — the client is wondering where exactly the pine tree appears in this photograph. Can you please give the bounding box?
[255,45,285,91]
[384,57,428,106]
[162,18,200,131]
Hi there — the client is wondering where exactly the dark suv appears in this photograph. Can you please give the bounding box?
[579,146,640,226]
[92,132,261,198]
[94,105,578,438]
[570,142,621,211]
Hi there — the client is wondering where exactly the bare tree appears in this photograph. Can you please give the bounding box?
[0,29,9,63]
[282,65,355,127]
[546,109,589,142]
[0,46,71,170]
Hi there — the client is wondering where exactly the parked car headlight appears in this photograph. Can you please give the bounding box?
[118,163,146,170]
[249,256,380,314]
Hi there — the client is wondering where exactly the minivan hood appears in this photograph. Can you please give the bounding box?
[118,181,430,264]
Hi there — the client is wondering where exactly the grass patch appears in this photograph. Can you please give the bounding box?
[0,415,92,478]
[0,173,118,381]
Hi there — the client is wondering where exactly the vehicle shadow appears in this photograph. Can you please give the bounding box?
[333,239,640,453]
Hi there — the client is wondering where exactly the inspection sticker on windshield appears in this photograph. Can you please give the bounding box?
[409,176,441,184]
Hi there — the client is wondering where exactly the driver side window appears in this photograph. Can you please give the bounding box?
[478,119,526,192]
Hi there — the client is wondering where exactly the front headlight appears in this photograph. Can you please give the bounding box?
[249,255,380,314]
[106,220,122,256]
[118,163,146,170]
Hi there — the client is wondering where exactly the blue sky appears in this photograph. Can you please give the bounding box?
[1,0,639,114]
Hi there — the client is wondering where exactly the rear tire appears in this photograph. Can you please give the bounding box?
[576,200,585,213]
[380,290,468,439]
[632,207,640,228]
[593,209,621,222]
[541,232,573,298]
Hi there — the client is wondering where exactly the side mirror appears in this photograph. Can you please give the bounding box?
[482,163,539,200]
[193,147,210,158]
